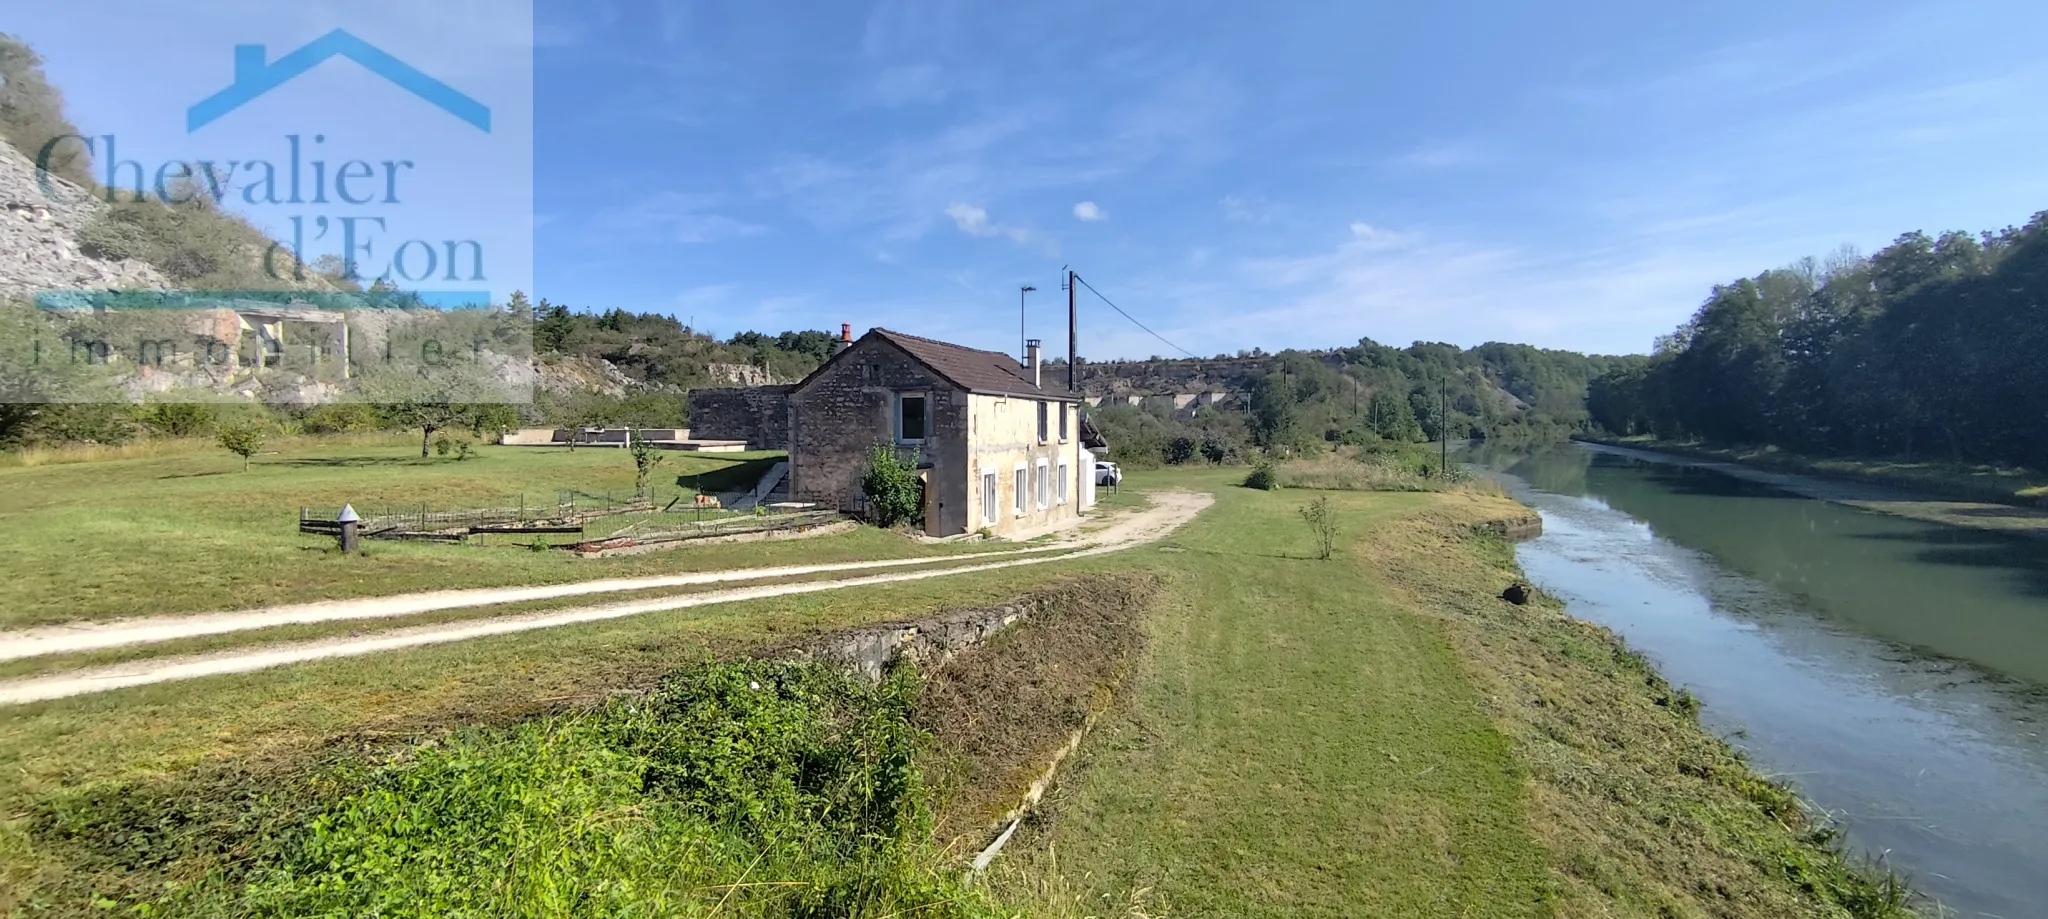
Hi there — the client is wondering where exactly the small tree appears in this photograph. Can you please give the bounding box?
[1164,435,1196,465]
[861,443,923,528]
[629,431,667,497]
[217,420,265,471]
[1299,495,1337,560]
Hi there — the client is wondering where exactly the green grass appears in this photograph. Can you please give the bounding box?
[1001,472,1559,917]
[0,469,1919,917]
[0,440,989,628]
[1581,434,2048,507]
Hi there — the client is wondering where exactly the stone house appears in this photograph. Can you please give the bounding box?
[691,327,1095,537]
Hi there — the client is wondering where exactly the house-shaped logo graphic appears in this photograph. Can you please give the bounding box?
[189,29,491,132]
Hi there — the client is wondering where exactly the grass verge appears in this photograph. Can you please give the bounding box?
[994,471,1915,918]
[1577,434,2048,508]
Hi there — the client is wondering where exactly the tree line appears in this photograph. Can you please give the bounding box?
[1587,211,2048,466]
[1091,338,1632,467]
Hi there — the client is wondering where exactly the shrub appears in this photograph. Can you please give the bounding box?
[1299,494,1337,560]
[76,214,151,262]
[299,402,381,434]
[1201,434,1242,464]
[861,443,923,528]
[136,402,218,438]
[216,659,988,919]
[1243,462,1279,491]
[1164,435,1197,465]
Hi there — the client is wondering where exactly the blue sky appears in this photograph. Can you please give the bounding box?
[19,1,2048,358]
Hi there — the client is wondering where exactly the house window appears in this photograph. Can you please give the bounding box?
[1059,404,1069,442]
[1057,461,1069,505]
[1014,464,1028,517]
[982,472,999,525]
[1036,401,1049,443]
[895,393,929,444]
[1035,459,1050,509]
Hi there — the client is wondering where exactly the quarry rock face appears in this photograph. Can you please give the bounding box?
[0,143,168,301]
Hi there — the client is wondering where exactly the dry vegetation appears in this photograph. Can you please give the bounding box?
[916,573,1159,852]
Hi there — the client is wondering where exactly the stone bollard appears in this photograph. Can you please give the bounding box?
[338,504,361,553]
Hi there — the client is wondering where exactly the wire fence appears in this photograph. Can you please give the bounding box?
[299,489,655,539]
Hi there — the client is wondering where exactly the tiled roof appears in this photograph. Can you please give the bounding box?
[868,329,1080,401]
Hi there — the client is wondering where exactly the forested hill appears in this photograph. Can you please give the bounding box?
[1587,211,2048,467]
[1077,340,1637,466]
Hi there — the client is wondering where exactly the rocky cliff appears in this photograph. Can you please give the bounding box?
[0,142,167,301]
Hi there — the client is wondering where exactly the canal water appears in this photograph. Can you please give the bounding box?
[1470,443,2048,919]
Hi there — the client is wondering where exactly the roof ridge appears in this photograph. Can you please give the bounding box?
[872,327,1019,361]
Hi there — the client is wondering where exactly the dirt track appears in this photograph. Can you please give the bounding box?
[0,492,1210,706]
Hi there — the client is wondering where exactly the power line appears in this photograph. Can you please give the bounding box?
[1070,274,1199,359]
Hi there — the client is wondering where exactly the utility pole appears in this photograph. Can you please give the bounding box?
[1066,268,1078,392]
[1019,285,1036,359]
[1440,377,1449,479]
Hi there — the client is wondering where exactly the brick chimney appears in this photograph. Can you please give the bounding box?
[1024,338,1042,388]
[835,323,852,355]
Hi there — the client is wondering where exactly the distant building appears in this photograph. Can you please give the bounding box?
[691,326,1095,536]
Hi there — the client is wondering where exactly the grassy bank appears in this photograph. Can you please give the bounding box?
[996,471,1914,918]
[0,562,1165,916]
[1577,433,2048,508]
[0,441,995,628]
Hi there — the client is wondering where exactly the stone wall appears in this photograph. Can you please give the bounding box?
[687,385,795,449]
[777,599,1038,682]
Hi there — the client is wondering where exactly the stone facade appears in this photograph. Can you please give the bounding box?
[787,337,965,525]
[688,384,795,449]
[782,333,1083,537]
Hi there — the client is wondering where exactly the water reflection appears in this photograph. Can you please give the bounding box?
[1476,443,2048,919]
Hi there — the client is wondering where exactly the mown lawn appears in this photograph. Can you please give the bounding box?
[0,438,989,628]
[1004,471,1557,918]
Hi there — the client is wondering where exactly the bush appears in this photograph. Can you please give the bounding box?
[1165,435,1196,465]
[1201,434,1243,464]
[136,402,218,438]
[76,214,151,262]
[298,402,382,434]
[1243,462,1279,491]
[1299,494,1337,560]
[861,443,923,528]
[213,660,994,919]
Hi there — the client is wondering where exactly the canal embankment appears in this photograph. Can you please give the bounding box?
[1575,436,2048,538]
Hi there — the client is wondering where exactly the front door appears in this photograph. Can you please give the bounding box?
[920,469,939,537]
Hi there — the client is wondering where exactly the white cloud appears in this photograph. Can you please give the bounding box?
[1220,193,1271,223]
[1072,201,1107,222]
[1388,139,1499,170]
[591,192,768,244]
[943,202,1054,252]
[673,284,736,308]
